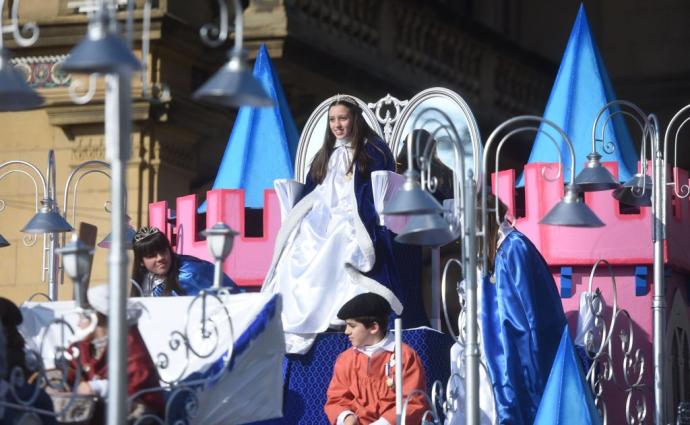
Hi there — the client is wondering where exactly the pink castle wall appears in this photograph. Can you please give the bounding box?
[493,161,690,423]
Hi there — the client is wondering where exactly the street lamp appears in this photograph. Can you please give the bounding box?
[56,234,94,310]
[612,104,690,424]
[192,0,273,107]
[21,199,73,234]
[0,0,43,111]
[573,100,647,192]
[201,222,238,290]
[386,109,604,424]
[61,2,143,424]
[0,151,76,300]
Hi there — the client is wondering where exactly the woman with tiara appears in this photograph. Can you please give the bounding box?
[262,95,404,354]
[131,226,238,296]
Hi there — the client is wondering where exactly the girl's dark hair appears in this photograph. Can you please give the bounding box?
[479,193,508,275]
[309,98,382,185]
[132,230,185,296]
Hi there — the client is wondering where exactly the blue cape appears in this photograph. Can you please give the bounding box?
[481,230,567,424]
[177,255,239,296]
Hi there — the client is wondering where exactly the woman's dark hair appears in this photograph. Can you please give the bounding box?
[0,297,27,377]
[309,97,383,185]
[132,229,185,296]
[479,193,509,275]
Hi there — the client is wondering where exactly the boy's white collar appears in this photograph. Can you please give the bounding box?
[354,332,395,357]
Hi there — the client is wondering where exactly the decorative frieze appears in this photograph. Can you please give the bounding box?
[10,55,70,89]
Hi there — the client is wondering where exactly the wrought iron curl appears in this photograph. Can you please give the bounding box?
[154,289,235,385]
[591,100,648,159]
[0,0,40,48]
[670,113,690,199]
[582,259,647,425]
[0,166,44,247]
[441,258,464,345]
[401,388,440,425]
[68,73,99,105]
[199,0,229,47]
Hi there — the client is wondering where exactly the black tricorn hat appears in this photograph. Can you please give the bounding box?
[337,292,392,320]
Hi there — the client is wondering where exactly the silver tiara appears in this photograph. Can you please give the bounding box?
[334,93,358,106]
[134,226,160,243]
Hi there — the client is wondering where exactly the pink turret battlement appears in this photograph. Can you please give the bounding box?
[149,189,280,287]
[148,161,690,286]
[493,162,690,271]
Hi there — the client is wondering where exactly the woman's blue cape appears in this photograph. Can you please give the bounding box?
[178,255,239,296]
[481,230,566,424]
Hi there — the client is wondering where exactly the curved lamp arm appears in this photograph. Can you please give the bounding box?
[481,115,577,273]
[664,104,690,199]
[0,0,40,48]
[591,100,648,156]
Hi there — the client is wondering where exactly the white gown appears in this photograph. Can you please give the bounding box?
[263,140,400,354]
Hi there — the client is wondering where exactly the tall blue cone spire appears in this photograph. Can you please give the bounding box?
[517,4,638,187]
[199,44,300,211]
[533,326,602,425]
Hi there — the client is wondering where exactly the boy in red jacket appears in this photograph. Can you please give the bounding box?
[324,293,428,425]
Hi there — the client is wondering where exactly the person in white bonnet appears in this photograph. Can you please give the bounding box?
[62,285,164,424]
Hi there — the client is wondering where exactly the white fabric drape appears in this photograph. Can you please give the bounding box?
[264,142,373,354]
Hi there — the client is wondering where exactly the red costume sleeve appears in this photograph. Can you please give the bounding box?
[126,326,165,414]
[324,352,356,424]
[380,346,428,425]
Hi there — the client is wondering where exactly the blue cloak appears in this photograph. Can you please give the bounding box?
[481,230,566,424]
[176,255,239,296]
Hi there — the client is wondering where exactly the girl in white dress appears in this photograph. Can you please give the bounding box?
[262,96,403,354]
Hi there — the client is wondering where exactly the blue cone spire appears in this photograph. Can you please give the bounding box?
[199,44,299,211]
[517,4,637,187]
[533,326,602,425]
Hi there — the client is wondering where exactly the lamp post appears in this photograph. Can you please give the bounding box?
[0,150,112,300]
[0,151,75,300]
[609,103,690,424]
[201,222,238,290]
[385,110,603,424]
[60,1,142,423]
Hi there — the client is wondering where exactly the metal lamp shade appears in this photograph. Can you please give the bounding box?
[60,12,142,74]
[383,174,443,216]
[539,185,604,227]
[0,48,44,111]
[97,226,137,249]
[394,213,457,247]
[202,222,239,260]
[0,233,9,248]
[574,153,620,192]
[612,174,652,207]
[193,49,273,108]
[21,207,73,233]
